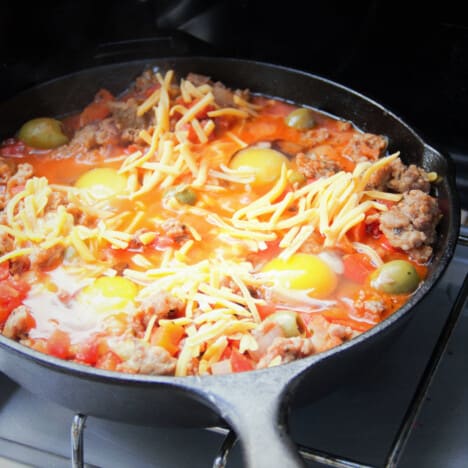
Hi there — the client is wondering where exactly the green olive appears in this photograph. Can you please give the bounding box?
[370,260,420,294]
[18,117,69,149]
[174,187,197,205]
[264,311,301,337]
[284,108,316,130]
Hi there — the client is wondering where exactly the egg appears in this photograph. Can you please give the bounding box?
[25,271,139,343]
[229,147,289,188]
[262,253,337,298]
[77,276,138,314]
[75,167,128,199]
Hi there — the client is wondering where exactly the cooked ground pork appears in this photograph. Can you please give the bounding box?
[109,99,146,128]
[66,202,96,227]
[256,315,356,369]
[186,72,250,108]
[133,69,161,95]
[68,90,153,149]
[256,336,316,369]
[6,163,33,194]
[132,291,184,336]
[273,139,305,157]
[343,132,388,161]
[302,128,330,147]
[114,338,176,375]
[0,157,15,184]
[296,151,341,178]
[108,98,151,144]
[0,231,14,256]
[70,119,121,149]
[186,72,211,87]
[29,245,65,270]
[379,189,441,262]
[307,314,353,350]
[45,191,95,228]
[161,218,191,242]
[2,306,31,340]
[0,160,34,209]
[367,158,431,193]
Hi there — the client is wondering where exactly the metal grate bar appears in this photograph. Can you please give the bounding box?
[71,414,87,468]
[384,273,468,468]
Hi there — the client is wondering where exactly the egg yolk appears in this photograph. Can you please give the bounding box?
[78,276,138,314]
[262,253,337,298]
[75,167,128,199]
[229,147,289,188]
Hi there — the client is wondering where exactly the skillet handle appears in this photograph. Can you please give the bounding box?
[199,367,306,468]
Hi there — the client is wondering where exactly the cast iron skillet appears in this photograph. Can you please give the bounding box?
[0,57,460,467]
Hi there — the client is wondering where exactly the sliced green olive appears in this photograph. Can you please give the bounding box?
[284,108,316,130]
[174,187,197,205]
[18,117,69,149]
[264,311,301,337]
[370,260,420,294]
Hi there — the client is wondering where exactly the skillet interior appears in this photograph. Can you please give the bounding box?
[0,57,459,428]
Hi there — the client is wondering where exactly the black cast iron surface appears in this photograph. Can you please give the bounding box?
[0,57,460,468]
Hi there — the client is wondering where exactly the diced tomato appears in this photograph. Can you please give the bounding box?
[61,113,81,134]
[230,348,255,373]
[256,303,277,321]
[343,253,376,284]
[380,199,397,209]
[262,100,296,117]
[193,103,216,120]
[219,345,232,361]
[151,322,185,356]
[320,308,374,332]
[380,234,401,253]
[123,144,144,155]
[96,351,121,371]
[0,278,30,324]
[75,338,99,365]
[179,123,198,143]
[366,221,381,238]
[214,115,236,133]
[10,184,25,195]
[348,221,367,242]
[142,84,161,99]
[79,89,114,128]
[0,262,9,280]
[326,315,373,332]
[0,138,28,158]
[175,97,216,120]
[46,329,71,359]
[248,240,281,266]
[22,310,36,332]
